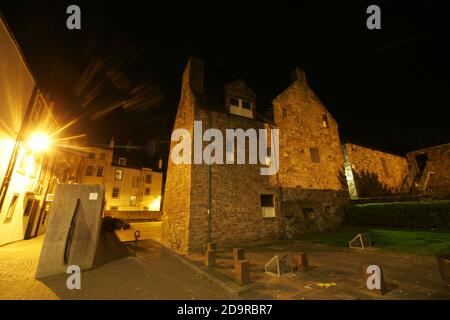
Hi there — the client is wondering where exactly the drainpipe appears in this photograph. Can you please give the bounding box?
[207,111,212,243]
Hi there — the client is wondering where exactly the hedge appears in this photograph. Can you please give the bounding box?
[345,200,450,230]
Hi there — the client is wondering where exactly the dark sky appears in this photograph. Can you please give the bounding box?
[1,0,449,166]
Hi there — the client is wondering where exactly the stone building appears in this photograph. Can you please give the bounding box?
[161,57,348,253]
[78,143,163,220]
[342,143,409,199]
[404,143,450,197]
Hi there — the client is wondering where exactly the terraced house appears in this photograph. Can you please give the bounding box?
[78,141,164,220]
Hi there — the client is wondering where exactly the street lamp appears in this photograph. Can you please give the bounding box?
[28,132,51,152]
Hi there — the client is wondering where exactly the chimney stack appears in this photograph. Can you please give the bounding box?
[182,57,204,96]
[290,67,307,85]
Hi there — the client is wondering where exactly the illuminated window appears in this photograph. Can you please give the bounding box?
[229,96,253,118]
[3,194,19,224]
[310,148,320,163]
[115,169,123,180]
[322,114,329,128]
[261,194,275,218]
[130,195,137,206]
[97,166,104,177]
[145,174,152,184]
[112,187,120,198]
[86,165,93,176]
[132,176,139,187]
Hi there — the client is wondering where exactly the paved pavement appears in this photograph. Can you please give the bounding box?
[186,240,450,300]
[0,222,233,300]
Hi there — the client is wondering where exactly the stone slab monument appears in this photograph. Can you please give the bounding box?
[35,184,105,279]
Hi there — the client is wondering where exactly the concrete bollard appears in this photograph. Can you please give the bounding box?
[204,250,216,268]
[293,252,310,272]
[235,260,250,285]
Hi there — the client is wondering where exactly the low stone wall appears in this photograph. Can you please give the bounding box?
[104,210,162,221]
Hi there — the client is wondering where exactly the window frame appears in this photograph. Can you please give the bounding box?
[130,195,137,206]
[3,193,19,224]
[260,194,276,218]
[112,187,120,199]
[97,166,104,177]
[114,169,123,180]
[310,147,320,163]
[86,165,93,176]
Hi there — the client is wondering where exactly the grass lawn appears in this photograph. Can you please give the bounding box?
[297,226,450,256]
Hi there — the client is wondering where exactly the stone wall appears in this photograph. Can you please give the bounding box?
[406,144,450,197]
[160,58,199,252]
[272,69,348,235]
[343,143,408,197]
[186,109,283,252]
[105,210,162,221]
[272,69,345,192]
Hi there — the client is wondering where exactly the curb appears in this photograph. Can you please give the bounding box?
[171,253,256,298]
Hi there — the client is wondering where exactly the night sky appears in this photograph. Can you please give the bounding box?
[1,0,449,167]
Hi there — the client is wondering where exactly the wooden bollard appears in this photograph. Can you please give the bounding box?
[235,260,250,285]
[363,263,386,295]
[204,250,216,268]
[293,252,310,272]
[233,248,245,261]
[206,242,216,251]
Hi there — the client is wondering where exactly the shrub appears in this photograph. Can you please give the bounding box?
[101,216,131,232]
[345,200,450,230]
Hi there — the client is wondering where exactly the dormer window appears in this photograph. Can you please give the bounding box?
[118,157,127,166]
[229,96,253,119]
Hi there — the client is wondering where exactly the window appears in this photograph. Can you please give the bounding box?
[242,100,252,109]
[4,194,19,223]
[229,96,253,119]
[118,157,127,166]
[310,147,320,163]
[99,153,106,160]
[130,195,137,206]
[86,165,93,176]
[132,176,139,188]
[260,194,275,218]
[88,152,95,159]
[381,158,389,177]
[97,166,104,177]
[145,188,151,195]
[145,174,152,184]
[322,114,329,128]
[112,187,120,198]
[115,169,123,180]
[229,96,239,106]
[23,199,34,217]
[110,206,119,211]
[281,108,287,118]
